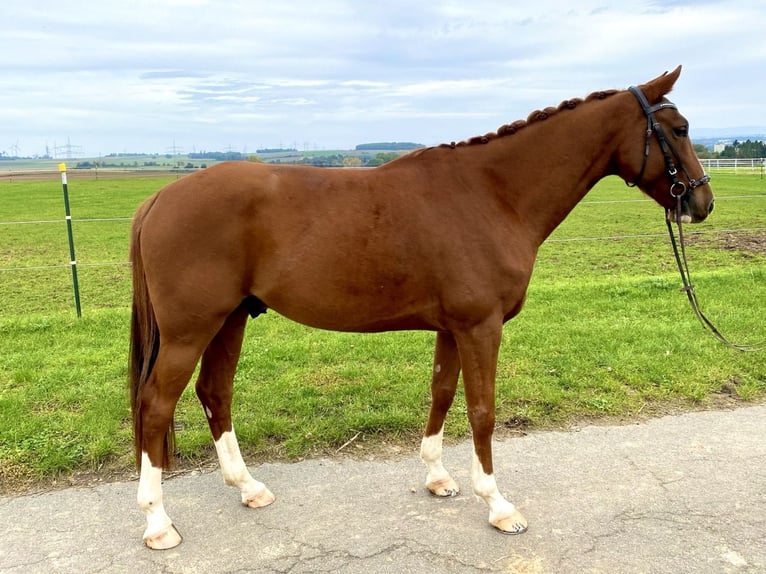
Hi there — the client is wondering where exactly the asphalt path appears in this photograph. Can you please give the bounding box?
[1,404,764,573]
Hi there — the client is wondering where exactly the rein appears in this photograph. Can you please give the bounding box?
[666,199,766,352]
[629,85,765,352]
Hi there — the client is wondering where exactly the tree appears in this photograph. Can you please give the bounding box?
[343,156,362,168]
[718,139,766,159]
[693,143,713,159]
[365,152,400,167]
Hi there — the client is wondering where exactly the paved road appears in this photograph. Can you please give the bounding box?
[1,405,764,573]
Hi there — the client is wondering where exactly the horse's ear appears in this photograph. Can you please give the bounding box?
[639,65,682,103]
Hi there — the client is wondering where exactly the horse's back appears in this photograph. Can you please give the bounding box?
[134,162,440,330]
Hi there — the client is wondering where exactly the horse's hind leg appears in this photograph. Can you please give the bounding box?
[137,340,207,550]
[420,331,461,497]
[195,305,275,509]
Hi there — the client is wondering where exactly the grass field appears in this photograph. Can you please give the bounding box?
[1,170,764,491]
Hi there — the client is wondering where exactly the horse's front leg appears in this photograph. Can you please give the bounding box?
[455,319,528,534]
[420,331,461,497]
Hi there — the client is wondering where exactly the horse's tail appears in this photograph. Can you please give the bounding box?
[128,195,174,471]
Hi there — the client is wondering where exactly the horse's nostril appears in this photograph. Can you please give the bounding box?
[708,199,715,214]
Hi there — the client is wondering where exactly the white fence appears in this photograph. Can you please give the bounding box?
[700,158,766,174]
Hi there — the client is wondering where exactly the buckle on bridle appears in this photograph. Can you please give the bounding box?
[689,174,711,190]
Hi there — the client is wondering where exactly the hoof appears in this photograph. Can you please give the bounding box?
[491,509,528,535]
[144,524,183,550]
[243,486,276,509]
[426,477,460,498]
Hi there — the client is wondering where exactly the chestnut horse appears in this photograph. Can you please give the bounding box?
[130,66,713,549]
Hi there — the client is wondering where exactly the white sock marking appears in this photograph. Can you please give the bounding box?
[471,450,516,523]
[214,429,270,503]
[137,452,173,540]
[420,427,451,486]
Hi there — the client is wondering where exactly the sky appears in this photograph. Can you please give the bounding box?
[1,0,765,158]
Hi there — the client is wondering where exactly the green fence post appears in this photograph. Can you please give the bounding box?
[59,163,82,317]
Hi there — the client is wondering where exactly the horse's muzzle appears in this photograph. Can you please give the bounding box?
[667,191,714,224]
[667,210,693,224]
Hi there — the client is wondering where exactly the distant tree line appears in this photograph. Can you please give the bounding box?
[695,139,766,159]
[717,139,766,158]
[74,160,208,169]
[105,152,154,158]
[188,151,247,161]
[355,142,424,151]
[256,147,297,154]
[268,152,402,167]
[69,151,405,170]
[363,152,401,166]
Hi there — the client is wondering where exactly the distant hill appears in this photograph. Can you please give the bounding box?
[355,142,424,151]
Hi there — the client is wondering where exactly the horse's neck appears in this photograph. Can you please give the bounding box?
[482,97,624,245]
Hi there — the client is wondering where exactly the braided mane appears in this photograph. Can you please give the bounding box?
[438,89,619,149]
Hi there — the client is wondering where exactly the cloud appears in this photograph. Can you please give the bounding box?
[1,0,764,156]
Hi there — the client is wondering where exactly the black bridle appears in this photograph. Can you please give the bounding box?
[627,85,710,195]
[628,85,764,352]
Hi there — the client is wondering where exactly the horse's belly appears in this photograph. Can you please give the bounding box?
[256,281,440,333]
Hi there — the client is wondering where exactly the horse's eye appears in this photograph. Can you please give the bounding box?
[673,125,689,138]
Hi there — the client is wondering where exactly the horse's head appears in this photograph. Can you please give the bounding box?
[616,66,714,223]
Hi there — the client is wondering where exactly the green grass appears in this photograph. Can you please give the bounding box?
[0,172,764,488]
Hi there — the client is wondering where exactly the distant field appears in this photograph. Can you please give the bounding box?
[0,171,764,490]
[0,146,406,175]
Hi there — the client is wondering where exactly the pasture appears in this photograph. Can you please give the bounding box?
[1,171,764,491]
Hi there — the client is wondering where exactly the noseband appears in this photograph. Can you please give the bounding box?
[627,85,710,198]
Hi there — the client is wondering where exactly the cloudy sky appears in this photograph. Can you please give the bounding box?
[1,0,764,157]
